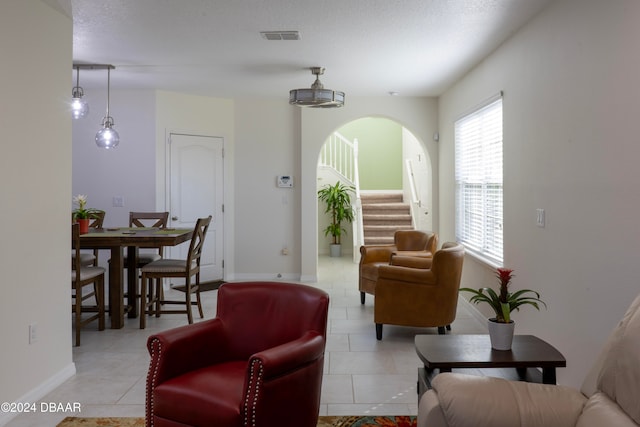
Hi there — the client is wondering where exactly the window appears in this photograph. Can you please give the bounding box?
[455,96,503,264]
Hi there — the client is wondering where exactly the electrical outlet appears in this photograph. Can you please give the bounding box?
[29,323,37,344]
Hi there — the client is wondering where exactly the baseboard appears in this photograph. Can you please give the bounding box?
[0,362,76,427]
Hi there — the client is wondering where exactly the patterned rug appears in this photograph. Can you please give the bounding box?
[56,415,417,427]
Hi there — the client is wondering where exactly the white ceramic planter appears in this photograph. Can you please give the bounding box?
[329,244,342,257]
[487,318,515,350]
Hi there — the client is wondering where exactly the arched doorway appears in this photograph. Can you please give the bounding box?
[316,117,433,262]
[299,98,439,282]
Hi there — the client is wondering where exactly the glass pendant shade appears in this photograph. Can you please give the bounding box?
[71,67,89,119]
[95,116,119,149]
[95,66,119,149]
[71,96,89,119]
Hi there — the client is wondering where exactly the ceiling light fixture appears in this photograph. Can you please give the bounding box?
[95,65,119,149]
[71,65,89,119]
[289,67,345,108]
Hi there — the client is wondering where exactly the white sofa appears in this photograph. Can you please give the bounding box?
[418,294,640,427]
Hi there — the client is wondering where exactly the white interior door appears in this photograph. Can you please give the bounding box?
[168,133,224,281]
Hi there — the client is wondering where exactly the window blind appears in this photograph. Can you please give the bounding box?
[455,97,503,264]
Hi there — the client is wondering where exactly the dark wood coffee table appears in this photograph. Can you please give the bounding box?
[415,334,566,398]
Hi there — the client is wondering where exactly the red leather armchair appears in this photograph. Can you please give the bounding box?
[145,281,329,427]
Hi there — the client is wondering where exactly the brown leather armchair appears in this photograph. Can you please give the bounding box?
[145,281,329,427]
[359,230,438,304]
[374,242,464,340]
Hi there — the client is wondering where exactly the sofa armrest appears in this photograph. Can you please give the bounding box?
[360,245,395,264]
[251,331,325,380]
[424,373,587,427]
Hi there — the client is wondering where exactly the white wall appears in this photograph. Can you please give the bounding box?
[155,91,235,277]
[233,98,301,280]
[72,89,157,228]
[0,0,74,419]
[439,0,640,387]
[402,128,433,232]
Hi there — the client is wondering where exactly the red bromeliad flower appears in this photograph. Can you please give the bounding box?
[496,268,514,304]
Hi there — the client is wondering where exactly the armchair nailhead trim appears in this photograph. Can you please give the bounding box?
[146,338,162,427]
[243,359,264,427]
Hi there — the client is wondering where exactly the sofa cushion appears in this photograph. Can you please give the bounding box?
[430,372,586,427]
[597,294,640,424]
[576,392,637,427]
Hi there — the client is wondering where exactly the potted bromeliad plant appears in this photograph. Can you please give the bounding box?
[460,268,546,350]
[317,182,355,257]
[72,194,101,234]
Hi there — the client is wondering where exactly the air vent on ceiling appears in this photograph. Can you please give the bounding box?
[260,31,300,41]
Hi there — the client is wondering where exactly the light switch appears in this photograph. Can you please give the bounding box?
[113,196,124,207]
[536,209,545,228]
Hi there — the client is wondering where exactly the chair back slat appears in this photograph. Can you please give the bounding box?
[186,216,212,267]
[71,223,82,276]
[129,211,169,229]
[89,211,106,229]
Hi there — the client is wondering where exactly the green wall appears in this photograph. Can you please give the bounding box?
[337,117,402,190]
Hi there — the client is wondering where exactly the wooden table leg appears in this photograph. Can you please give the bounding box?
[542,367,557,384]
[127,245,138,318]
[108,246,125,329]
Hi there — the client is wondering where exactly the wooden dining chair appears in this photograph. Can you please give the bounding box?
[125,211,170,267]
[120,212,170,311]
[139,215,212,329]
[73,210,106,267]
[71,223,105,346]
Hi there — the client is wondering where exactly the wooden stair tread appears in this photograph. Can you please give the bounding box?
[360,192,414,246]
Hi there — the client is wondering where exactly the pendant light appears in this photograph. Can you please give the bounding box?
[71,65,89,119]
[95,66,119,149]
[289,67,344,108]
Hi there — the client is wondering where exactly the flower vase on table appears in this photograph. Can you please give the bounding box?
[72,194,100,234]
[460,268,546,351]
[487,318,515,350]
[77,218,90,234]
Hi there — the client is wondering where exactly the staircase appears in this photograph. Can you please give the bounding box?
[361,193,413,245]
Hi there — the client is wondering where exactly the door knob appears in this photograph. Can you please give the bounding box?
[172,216,178,221]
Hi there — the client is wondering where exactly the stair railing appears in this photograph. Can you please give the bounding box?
[405,159,420,228]
[319,132,363,261]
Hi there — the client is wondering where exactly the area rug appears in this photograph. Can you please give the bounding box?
[171,279,225,293]
[57,415,417,426]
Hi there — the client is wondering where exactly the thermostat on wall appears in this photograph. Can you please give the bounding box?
[277,175,293,188]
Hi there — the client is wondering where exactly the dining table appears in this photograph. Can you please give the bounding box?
[79,226,193,328]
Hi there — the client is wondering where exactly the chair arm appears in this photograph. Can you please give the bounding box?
[424,373,587,427]
[250,331,325,380]
[390,255,433,269]
[147,318,231,386]
[378,264,436,285]
[360,245,395,264]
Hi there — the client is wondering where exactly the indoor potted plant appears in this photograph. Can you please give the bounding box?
[460,268,546,350]
[317,182,355,257]
[72,194,100,234]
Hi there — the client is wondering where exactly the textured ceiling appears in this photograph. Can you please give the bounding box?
[66,0,553,99]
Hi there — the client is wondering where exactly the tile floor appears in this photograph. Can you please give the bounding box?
[6,256,486,427]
